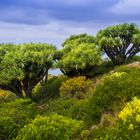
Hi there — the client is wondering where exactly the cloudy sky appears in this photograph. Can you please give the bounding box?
[0,0,140,47]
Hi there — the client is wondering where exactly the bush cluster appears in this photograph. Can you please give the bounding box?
[116,97,140,139]
[33,75,68,102]
[0,99,37,126]
[0,90,17,103]
[16,114,83,140]
[0,117,19,140]
[46,98,90,126]
[60,76,94,99]
[92,97,140,140]
[89,67,140,124]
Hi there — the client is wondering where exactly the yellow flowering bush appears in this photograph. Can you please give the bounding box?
[0,90,17,103]
[0,90,8,100]
[60,76,94,99]
[90,98,140,140]
[119,97,140,123]
[108,97,140,140]
[89,67,140,124]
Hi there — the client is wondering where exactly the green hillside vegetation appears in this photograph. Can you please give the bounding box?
[0,23,140,139]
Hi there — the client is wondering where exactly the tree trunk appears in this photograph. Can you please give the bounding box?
[16,90,24,98]
[40,71,48,85]
[25,87,32,98]
[15,85,24,98]
[0,81,24,98]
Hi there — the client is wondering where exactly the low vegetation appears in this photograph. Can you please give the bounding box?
[16,114,83,140]
[0,23,140,139]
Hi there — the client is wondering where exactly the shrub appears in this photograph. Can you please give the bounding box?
[33,75,68,102]
[92,60,115,76]
[69,99,89,119]
[127,55,140,63]
[45,98,90,128]
[116,97,140,139]
[60,76,94,99]
[0,117,19,140]
[90,127,111,140]
[93,97,140,140]
[46,98,77,116]
[0,99,37,126]
[89,67,140,124]
[68,99,90,126]
[16,114,83,140]
[0,90,17,103]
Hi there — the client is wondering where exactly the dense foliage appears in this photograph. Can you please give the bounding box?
[0,90,17,104]
[89,67,140,124]
[16,114,83,140]
[0,99,37,126]
[33,75,68,101]
[60,76,94,99]
[116,97,140,139]
[45,98,90,126]
[57,34,102,77]
[0,43,56,98]
[0,117,19,140]
[97,23,140,65]
[92,97,140,140]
